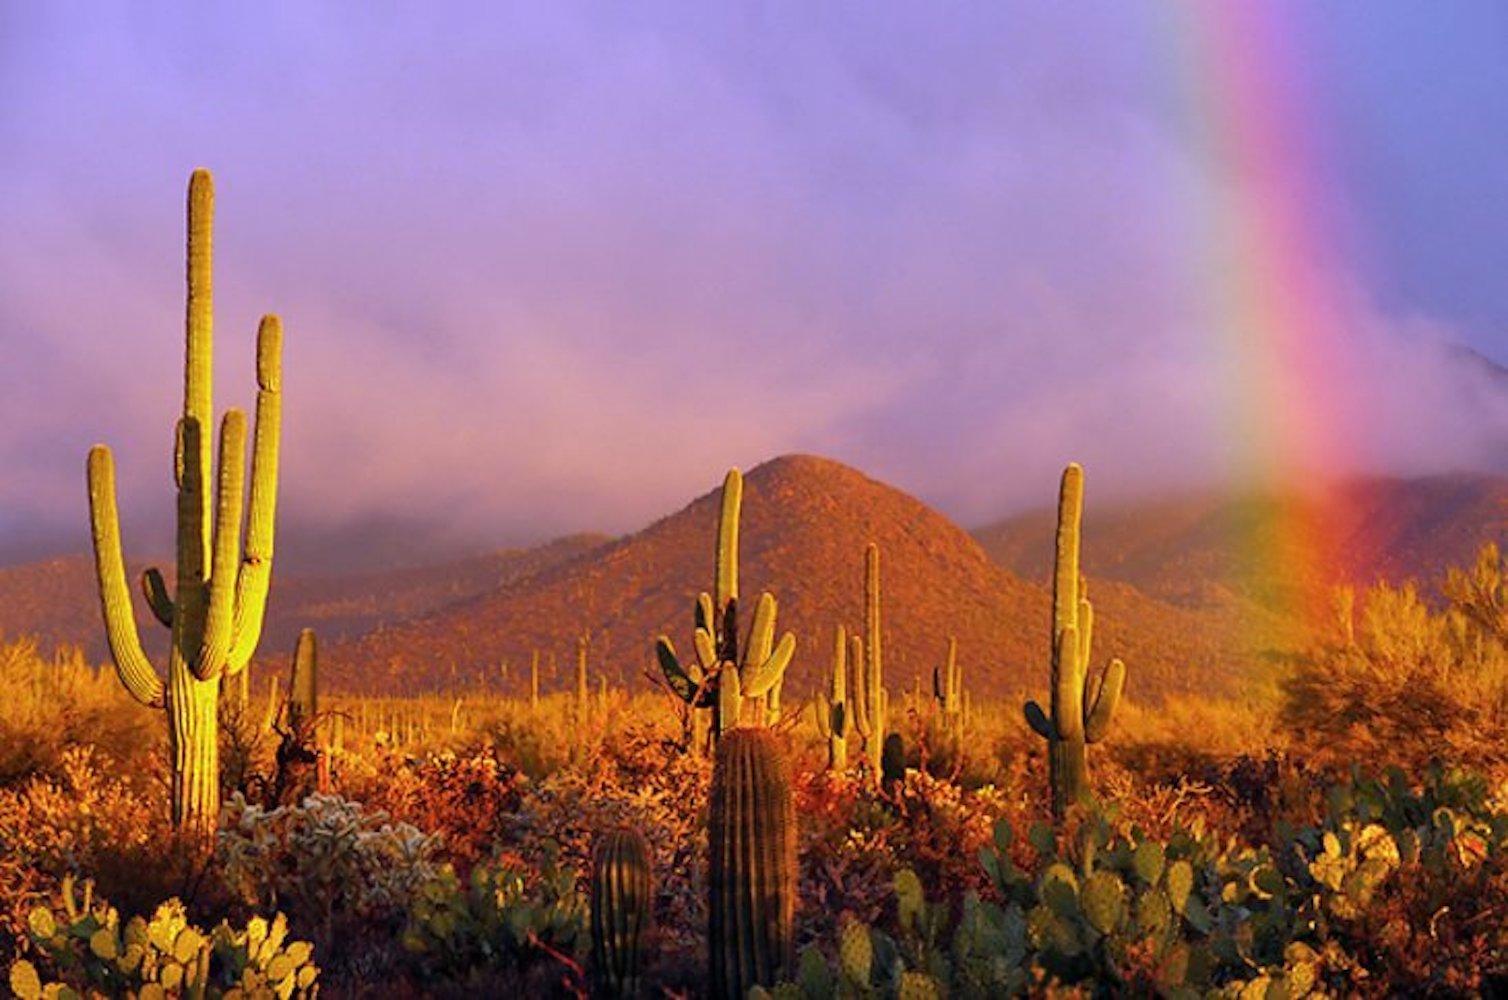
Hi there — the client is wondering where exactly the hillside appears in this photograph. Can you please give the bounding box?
[330,455,1272,700]
[0,534,607,664]
[973,472,1508,611]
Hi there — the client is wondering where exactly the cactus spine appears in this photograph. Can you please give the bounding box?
[655,469,795,741]
[85,170,283,835]
[591,828,653,998]
[813,625,852,771]
[708,728,796,997]
[850,544,888,783]
[1023,464,1127,820]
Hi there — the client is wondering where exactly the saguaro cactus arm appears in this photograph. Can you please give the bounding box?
[194,409,247,681]
[140,567,174,627]
[227,315,283,673]
[1084,658,1125,744]
[86,446,165,708]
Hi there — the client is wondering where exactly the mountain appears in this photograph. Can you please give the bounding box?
[973,472,1508,612]
[330,455,1266,700]
[0,534,608,664]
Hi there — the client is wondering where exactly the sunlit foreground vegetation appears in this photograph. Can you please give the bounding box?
[4,536,1508,996]
[7,170,1508,997]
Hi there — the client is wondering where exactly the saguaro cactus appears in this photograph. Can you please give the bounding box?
[933,637,965,741]
[86,169,283,835]
[850,544,888,782]
[591,828,653,998]
[288,628,318,737]
[813,625,852,771]
[577,633,591,708]
[708,728,796,997]
[655,469,795,741]
[529,649,540,710]
[1023,464,1127,820]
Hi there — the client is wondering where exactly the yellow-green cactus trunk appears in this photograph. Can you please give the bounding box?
[167,659,220,834]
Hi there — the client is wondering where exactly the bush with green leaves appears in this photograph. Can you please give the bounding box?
[8,875,317,999]
[401,851,587,981]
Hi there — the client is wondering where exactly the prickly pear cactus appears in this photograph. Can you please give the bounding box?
[591,827,653,997]
[10,876,317,999]
[708,728,797,997]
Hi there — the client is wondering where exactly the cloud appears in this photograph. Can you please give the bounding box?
[1,4,1503,565]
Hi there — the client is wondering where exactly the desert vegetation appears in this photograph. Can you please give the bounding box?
[4,171,1508,999]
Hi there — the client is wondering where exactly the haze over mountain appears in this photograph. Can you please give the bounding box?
[4,456,1505,706]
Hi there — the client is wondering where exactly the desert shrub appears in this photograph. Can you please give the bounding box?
[217,792,441,957]
[350,746,529,873]
[505,726,707,958]
[1283,564,1508,772]
[401,852,588,990]
[0,746,215,966]
[0,639,154,785]
[9,876,318,999]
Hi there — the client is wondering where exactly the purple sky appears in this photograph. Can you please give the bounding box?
[3,3,1506,566]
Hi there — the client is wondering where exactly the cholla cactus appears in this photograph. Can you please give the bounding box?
[850,543,889,783]
[85,170,284,835]
[1023,464,1127,820]
[655,469,796,742]
[813,625,853,771]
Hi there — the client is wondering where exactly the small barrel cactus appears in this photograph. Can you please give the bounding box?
[591,828,653,997]
[708,728,797,997]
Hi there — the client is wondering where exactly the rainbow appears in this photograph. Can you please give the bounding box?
[1164,3,1371,628]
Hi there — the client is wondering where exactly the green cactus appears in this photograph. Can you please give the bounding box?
[932,636,966,744]
[85,169,283,836]
[530,649,540,710]
[813,624,852,772]
[577,633,591,708]
[1023,464,1127,820]
[708,728,797,997]
[850,543,889,783]
[11,876,317,999]
[287,627,317,737]
[656,469,796,741]
[591,828,653,998]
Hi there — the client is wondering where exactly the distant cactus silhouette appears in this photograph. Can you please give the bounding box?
[814,624,853,771]
[851,543,889,784]
[933,636,966,744]
[708,728,796,997]
[85,169,283,835]
[655,469,795,743]
[591,828,652,998]
[1024,464,1127,820]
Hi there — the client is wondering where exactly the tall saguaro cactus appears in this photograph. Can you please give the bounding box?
[655,469,795,743]
[708,728,796,997]
[1023,464,1127,820]
[850,543,888,782]
[86,169,283,836]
